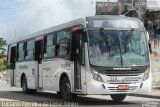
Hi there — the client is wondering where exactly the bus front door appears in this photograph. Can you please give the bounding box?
[35,38,43,88]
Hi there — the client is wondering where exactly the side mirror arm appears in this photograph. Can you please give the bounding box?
[148,42,152,54]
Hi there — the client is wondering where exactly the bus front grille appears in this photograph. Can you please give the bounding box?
[105,73,142,76]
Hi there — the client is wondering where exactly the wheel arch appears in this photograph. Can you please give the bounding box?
[59,72,70,91]
[20,73,26,87]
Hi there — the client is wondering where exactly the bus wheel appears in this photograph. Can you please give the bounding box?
[22,76,30,94]
[61,77,77,101]
[110,94,126,102]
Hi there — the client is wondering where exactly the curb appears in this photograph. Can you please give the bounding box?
[128,94,160,99]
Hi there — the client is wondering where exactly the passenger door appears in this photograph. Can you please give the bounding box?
[72,31,83,91]
[7,45,17,86]
[35,36,43,88]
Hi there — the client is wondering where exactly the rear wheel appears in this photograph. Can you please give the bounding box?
[22,77,37,94]
[110,94,126,102]
[60,77,77,101]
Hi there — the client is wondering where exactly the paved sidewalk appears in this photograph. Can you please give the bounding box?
[130,89,160,99]
[0,79,21,91]
[0,79,7,85]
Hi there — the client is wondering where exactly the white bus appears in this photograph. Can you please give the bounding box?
[7,15,151,102]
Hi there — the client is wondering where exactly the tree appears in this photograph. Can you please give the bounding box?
[0,38,7,56]
[0,38,7,73]
[0,61,6,73]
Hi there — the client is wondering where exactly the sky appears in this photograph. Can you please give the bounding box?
[0,0,96,43]
[0,0,160,43]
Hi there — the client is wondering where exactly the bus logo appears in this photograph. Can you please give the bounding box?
[113,68,131,70]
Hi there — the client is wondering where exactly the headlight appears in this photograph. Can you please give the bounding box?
[142,68,150,81]
[90,68,103,82]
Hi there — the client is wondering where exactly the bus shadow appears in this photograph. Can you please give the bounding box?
[74,96,138,106]
[0,91,138,106]
[0,91,61,102]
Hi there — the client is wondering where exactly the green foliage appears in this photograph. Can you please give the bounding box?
[0,38,7,56]
[0,61,6,73]
[0,38,7,72]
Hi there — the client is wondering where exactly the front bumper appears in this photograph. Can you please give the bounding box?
[86,76,151,95]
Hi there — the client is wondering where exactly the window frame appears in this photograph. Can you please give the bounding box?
[25,39,35,61]
[17,41,25,62]
[56,29,71,59]
[43,28,72,60]
[43,33,57,59]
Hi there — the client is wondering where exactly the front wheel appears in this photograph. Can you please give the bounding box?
[60,77,77,101]
[110,94,126,102]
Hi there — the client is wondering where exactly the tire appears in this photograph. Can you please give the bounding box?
[22,76,30,94]
[110,94,126,102]
[60,77,77,101]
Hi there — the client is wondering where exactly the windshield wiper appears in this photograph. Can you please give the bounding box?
[100,28,112,53]
[122,28,134,45]
[122,29,134,53]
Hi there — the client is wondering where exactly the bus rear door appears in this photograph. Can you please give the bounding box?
[7,44,17,86]
[35,36,43,88]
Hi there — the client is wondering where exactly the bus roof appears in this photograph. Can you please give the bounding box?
[86,15,143,29]
[86,15,142,22]
[9,15,142,45]
[9,18,85,44]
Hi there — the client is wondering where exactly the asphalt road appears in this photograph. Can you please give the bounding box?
[0,79,160,107]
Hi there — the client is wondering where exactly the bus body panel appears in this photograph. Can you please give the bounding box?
[37,59,87,94]
[15,61,37,89]
[42,58,72,91]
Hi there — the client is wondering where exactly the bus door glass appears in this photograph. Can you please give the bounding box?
[35,36,43,88]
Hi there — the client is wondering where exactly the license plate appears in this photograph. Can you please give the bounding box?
[118,85,129,90]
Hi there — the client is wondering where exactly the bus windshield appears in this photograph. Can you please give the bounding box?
[88,30,149,67]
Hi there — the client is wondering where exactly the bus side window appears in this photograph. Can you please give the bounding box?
[26,39,34,60]
[58,43,70,56]
[12,48,16,63]
[56,30,71,58]
[17,42,25,61]
[43,33,56,58]
[8,45,17,69]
